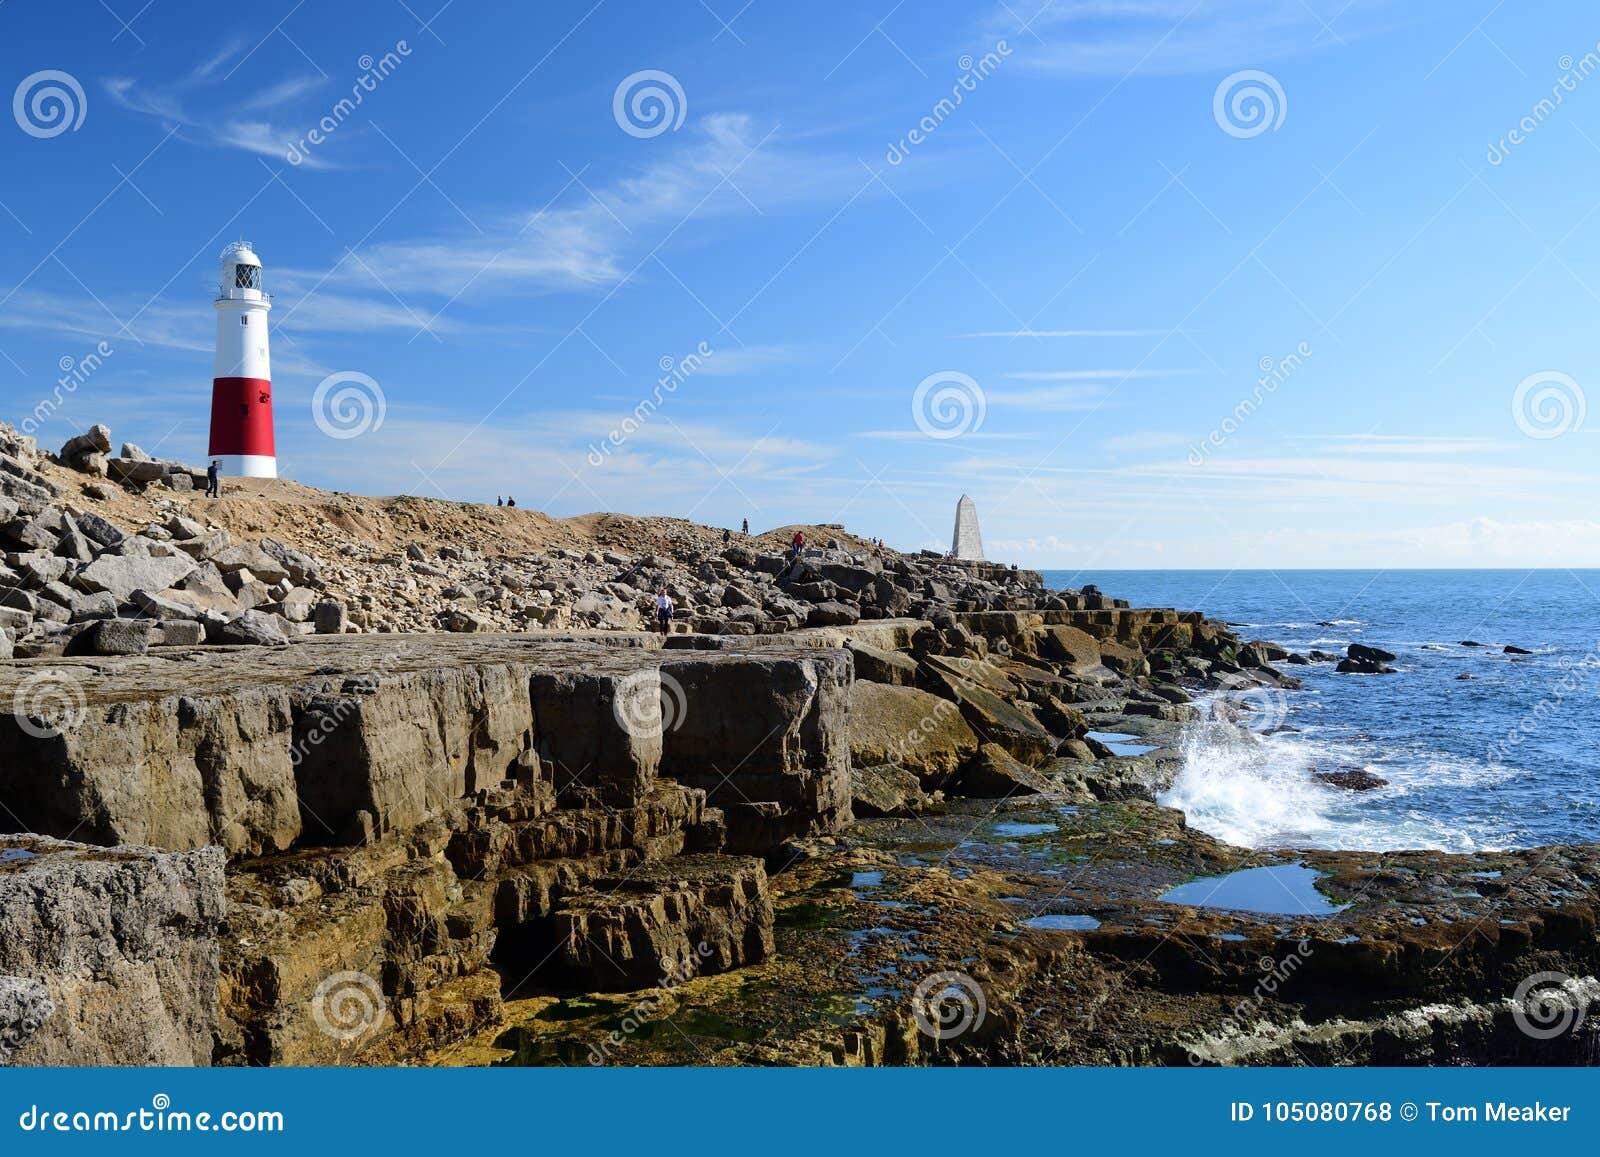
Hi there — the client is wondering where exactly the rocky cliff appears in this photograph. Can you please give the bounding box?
[3,417,1595,1067]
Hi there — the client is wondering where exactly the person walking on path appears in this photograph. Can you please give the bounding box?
[790,530,804,561]
[205,460,221,499]
[656,587,674,636]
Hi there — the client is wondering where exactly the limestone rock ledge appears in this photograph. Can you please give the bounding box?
[0,836,223,1065]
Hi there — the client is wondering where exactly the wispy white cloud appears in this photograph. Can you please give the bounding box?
[289,114,865,305]
[983,0,1409,77]
[104,41,331,169]
[691,344,804,376]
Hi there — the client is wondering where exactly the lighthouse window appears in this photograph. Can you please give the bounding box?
[235,264,260,289]
[240,315,249,326]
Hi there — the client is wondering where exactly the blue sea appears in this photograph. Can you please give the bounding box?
[1039,570,1600,854]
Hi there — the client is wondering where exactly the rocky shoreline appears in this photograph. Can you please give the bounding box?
[3,419,1598,1067]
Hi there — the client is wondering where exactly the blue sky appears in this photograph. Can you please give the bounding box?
[3,0,1600,567]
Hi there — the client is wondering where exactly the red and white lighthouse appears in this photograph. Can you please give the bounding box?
[207,241,276,477]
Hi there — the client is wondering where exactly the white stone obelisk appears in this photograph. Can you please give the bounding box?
[951,494,984,560]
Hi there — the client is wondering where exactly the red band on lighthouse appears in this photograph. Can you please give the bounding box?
[208,377,275,456]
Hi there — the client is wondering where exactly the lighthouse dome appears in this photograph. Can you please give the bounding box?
[218,241,264,299]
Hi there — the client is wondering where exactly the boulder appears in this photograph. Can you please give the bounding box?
[71,509,126,548]
[105,458,165,484]
[173,529,230,560]
[1315,768,1390,791]
[847,641,919,686]
[1348,643,1397,664]
[919,661,1055,764]
[129,588,204,620]
[58,425,111,466]
[67,591,118,621]
[152,620,206,647]
[211,609,289,647]
[54,517,93,562]
[850,763,941,818]
[954,743,1056,797]
[314,600,350,634]
[806,600,860,627]
[212,544,291,585]
[75,618,153,656]
[260,537,321,586]
[75,553,196,602]
[1038,624,1103,673]
[848,680,978,788]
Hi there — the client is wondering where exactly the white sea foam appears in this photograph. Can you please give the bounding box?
[1160,708,1514,853]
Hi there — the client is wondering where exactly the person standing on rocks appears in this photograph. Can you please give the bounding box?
[742,518,749,535]
[496,496,503,506]
[656,587,674,636]
[507,496,516,507]
[206,460,221,499]
[723,528,731,545]
[791,530,804,561]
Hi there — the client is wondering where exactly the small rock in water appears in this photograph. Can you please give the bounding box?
[1503,644,1533,655]
[1315,767,1389,791]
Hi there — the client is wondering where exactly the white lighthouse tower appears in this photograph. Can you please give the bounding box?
[207,240,277,477]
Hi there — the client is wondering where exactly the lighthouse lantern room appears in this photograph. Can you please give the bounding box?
[207,240,277,478]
